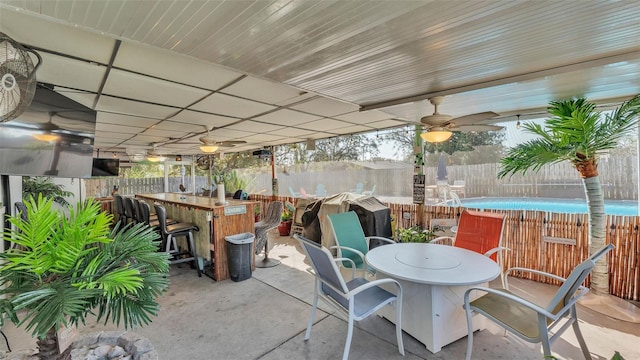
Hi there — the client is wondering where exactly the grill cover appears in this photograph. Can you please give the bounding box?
[349,196,392,238]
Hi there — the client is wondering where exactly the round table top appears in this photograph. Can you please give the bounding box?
[366,243,500,286]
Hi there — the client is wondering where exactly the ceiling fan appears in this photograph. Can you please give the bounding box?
[196,126,247,153]
[146,145,167,162]
[419,96,503,143]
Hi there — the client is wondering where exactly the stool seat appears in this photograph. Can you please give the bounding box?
[166,223,199,234]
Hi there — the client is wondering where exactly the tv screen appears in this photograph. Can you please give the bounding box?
[91,158,119,177]
[0,85,96,178]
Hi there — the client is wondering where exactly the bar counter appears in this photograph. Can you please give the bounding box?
[137,193,258,281]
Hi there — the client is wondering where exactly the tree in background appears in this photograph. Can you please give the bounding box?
[310,135,379,162]
[276,135,380,165]
[120,163,165,178]
[385,128,505,164]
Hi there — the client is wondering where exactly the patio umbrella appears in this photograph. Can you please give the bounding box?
[436,153,448,181]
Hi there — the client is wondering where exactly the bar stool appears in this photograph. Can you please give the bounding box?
[123,197,136,226]
[138,200,160,228]
[138,199,178,227]
[113,195,125,224]
[154,204,201,277]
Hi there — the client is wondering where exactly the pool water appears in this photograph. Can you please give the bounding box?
[459,197,638,216]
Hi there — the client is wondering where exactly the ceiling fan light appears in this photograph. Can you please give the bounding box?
[420,128,452,143]
[33,133,60,142]
[200,144,219,153]
[147,155,166,162]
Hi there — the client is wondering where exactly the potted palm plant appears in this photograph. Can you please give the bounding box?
[0,195,170,359]
[499,95,640,312]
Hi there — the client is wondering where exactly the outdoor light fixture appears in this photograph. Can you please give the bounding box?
[516,114,521,129]
[420,127,452,143]
[200,144,219,153]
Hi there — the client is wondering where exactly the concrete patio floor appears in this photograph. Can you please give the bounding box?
[2,231,639,359]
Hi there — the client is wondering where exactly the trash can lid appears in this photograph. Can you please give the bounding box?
[225,232,255,244]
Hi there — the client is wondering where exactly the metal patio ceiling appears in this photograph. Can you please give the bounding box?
[0,0,638,157]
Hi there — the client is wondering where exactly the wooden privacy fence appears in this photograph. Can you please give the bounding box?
[253,195,639,301]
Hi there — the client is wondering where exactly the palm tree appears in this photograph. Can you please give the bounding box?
[0,195,170,359]
[499,94,640,296]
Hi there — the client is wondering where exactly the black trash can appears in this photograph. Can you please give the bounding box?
[225,233,255,282]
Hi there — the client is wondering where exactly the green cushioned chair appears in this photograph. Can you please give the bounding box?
[463,244,614,360]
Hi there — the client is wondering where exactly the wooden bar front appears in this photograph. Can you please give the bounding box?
[137,193,257,281]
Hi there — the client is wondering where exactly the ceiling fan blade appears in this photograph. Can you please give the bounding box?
[451,124,504,132]
[448,111,499,126]
[220,140,247,145]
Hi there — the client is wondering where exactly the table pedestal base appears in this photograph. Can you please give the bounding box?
[377,274,486,353]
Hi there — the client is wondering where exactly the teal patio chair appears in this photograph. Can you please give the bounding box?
[362,184,376,196]
[327,211,395,275]
[463,244,614,360]
[294,234,404,360]
[349,182,364,194]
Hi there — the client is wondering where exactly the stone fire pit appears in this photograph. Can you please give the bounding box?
[0,331,157,360]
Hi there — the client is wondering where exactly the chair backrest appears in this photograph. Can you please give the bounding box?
[353,182,364,194]
[315,184,326,196]
[448,191,462,207]
[15,201,29,223]
[547,244,614,315]
[263,201,284,228]
[295,234,349,297]
[132,198,143,223]
[232,189,244,199]
[153,204,170,236]
[139,200,153,225]
[123,197,135,219]
[327,211,369,265]
[113,194,125,218]
[455,209,505,261]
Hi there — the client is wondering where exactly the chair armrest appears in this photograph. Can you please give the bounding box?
[430,236,455,245]
[348,278,402,297]
[483,246,510,257]
[464,286,557,320]
[366,236,395,250]
[505,267,568,283]
[330,245,366,265]
[334,258,356,279]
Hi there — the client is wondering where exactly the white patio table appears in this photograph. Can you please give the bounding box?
[366,242,500,353]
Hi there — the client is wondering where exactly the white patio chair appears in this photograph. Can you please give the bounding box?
[294,234,405,360]
[463,243,614,360]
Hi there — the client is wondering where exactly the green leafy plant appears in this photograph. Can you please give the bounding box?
[397,226,436,243]
[0,195,170,359]
[22,176,73,206]
[281,209,293,222]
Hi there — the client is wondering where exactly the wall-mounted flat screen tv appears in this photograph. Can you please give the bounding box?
[91,158,119,177]
[0,84,96,177]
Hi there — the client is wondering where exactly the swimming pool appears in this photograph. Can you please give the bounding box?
[459,197,638,216]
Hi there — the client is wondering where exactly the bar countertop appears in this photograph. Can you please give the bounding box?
[136,193,257,210]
